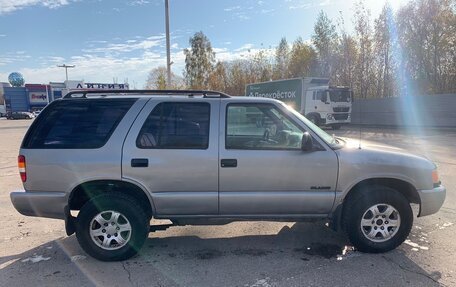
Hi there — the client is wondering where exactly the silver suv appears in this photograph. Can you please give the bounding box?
[11,90,446,261]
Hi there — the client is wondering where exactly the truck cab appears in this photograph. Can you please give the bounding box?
[304,86,352,130]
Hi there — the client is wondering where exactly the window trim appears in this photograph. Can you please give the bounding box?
[136,101,211,150]
[225,103,307,151]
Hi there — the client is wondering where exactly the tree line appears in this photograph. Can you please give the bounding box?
[146,0,455,98]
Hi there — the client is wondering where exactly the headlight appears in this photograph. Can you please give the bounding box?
[327,114,333,120]
[432,169,440,187]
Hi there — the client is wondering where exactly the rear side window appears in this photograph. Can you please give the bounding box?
[22,99,136,149]
[137,102,210,149]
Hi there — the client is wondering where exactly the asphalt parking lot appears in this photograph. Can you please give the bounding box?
[1,119,455,287]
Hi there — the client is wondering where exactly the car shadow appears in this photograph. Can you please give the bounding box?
[0,222,444,287]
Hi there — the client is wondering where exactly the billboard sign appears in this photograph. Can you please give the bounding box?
[65,81,129,90]
[29,91,48,104]
[246,78,302,110]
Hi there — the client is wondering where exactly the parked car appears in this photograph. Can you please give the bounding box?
[7,111,35,120]
[10,90,446,261]
[32,110,42,117]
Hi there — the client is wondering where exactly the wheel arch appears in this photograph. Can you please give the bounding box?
[68,179,154,218]
[305,112,321,122]
[343,177,420,205]
[331,177,420,231]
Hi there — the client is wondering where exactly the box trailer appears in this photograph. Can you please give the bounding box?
[246,77,352,129]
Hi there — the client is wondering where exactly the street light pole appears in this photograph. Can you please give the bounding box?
[57,64,75,81]
[165,0,171,87]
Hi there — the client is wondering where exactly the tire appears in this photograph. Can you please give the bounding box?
[75,192,150,261]
[308,115,319,126]
[343,186,413,253]
[331,124,341,130]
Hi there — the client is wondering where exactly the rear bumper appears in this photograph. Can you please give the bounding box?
[10,190,67,220]
[418,185,446,217]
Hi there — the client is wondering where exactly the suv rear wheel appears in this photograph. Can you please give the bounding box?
[343,186,413,253]
[75,192,150,261]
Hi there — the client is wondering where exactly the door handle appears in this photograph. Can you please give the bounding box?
[131,158,148,167]
[221,159,237,168]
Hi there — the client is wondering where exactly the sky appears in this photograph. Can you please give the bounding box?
[0,0,408,88]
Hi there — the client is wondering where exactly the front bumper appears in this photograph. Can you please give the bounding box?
[418,185,446,217]
[322,113,351,125]
[10,190,67,220]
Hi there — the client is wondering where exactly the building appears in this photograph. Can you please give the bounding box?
[2,81,129,113]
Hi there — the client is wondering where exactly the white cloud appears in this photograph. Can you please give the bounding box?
[0,52,31,66]
[129,0,150,6]
[287,0,332,10]
[0,42,273,87]
[260,8,274,14]
[235,43,254,52]
[0,0,73,14]
[82,36,165,54]
[224,5,241,12]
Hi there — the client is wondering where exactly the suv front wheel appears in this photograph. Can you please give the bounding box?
[343,186,413,253]
[75,192,150,261]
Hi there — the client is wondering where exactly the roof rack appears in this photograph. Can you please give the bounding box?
[63,89,231,99]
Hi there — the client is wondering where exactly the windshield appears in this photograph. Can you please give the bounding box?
[281,102,338,146]
[329,90,352,102]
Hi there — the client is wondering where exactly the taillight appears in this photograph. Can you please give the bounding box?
[432,169,440,187]
[18,155,26,182]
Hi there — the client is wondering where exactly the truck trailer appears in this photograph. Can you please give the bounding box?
[246,77,352,129]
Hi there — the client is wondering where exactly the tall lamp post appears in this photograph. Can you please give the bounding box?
[57,64,75,81]
[165,0,172,87]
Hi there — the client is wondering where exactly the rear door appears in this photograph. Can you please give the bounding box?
[122,98,220,216]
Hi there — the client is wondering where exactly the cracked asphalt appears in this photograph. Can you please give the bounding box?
[0,120,455,287]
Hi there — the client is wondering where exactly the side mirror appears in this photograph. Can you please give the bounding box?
[301,132,313,151]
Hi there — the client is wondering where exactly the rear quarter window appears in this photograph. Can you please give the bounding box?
[22,99,136,149]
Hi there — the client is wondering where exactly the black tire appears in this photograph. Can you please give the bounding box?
[308,115,319,126]
[343,186,413,253]
[331,124,341,130]
[75,192,150,261]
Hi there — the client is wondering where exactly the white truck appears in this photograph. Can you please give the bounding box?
[246,77,352,130]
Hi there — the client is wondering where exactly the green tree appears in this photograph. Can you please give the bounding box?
[332,12,357,88]
[226,60,250,96]
[312,11,338,77]
[273,37,290,80]
[397,0,456,94]
[288,37,317,78]
[184,31,216,89]
[249,50,273,82]
[353,1,374,98]
[208,61,228,92]
[373,3,396,97]
[145,66,183,89]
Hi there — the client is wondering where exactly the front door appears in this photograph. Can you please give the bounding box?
[122,98,220,216]
[219,102,338,216]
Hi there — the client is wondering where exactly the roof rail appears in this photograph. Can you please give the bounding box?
[63,89,231,99]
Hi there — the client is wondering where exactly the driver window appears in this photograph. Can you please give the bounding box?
[226,103,304,150]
